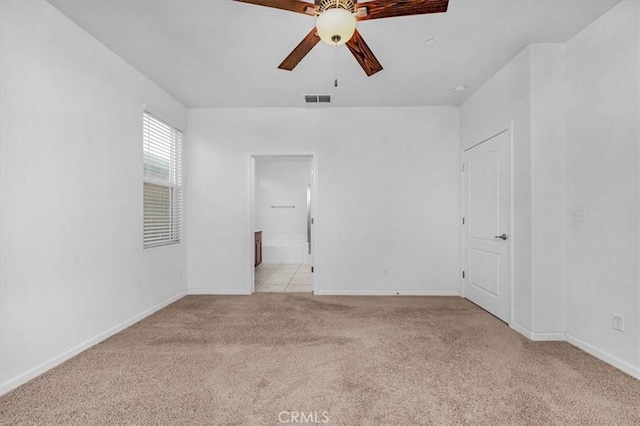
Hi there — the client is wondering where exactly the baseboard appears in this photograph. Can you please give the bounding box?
[509,322,534,339]
[530,332,565,341]
[565,333,640,380]
[0,291,187,396]
[313,290,460,296]
[509,325,640,379]
[188,289,252,295]
[509,323,564,341]
[188,289,458,296]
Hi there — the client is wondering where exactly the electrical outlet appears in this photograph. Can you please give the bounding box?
[571,205,587,222]
[384,268,389,277]
[612,314,624,332]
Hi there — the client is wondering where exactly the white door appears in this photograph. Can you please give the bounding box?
[462,130,511,323]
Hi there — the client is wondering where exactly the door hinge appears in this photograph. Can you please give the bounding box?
[462,217,465,225]
[462,271,465,279]
[462,163,465,172]
[311,217,314,224]
[311,266,314,273]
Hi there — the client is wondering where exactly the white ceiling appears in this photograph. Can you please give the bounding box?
[49,0,619,108]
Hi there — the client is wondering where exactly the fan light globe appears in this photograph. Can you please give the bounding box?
[316,8,356,46]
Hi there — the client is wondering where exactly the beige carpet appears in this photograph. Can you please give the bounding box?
[1,294,639,425]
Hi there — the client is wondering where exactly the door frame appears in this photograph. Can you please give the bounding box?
[248,153,318,294]
[460,123,514,324]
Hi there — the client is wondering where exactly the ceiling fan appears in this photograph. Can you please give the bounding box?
[234,0,449,77]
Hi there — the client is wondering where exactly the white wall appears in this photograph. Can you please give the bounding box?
[460,47,534,330]
[187,107,460,295]
[0,1,188,394]
[530,43,567,335]
[565,1,639,376]
[255,158,312,244]
[460,43,568,337]
[460,0,640,378]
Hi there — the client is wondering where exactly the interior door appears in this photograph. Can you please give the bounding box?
[463,129,511,323]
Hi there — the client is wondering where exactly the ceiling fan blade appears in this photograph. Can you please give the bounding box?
[278,27,321,71]
[356,0,448,21]
[234,0,318,16]
[346,29,383,76]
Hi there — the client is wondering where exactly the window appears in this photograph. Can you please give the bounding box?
[143,111,182,248]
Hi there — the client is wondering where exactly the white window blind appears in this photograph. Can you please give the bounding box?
[143,111,182,248]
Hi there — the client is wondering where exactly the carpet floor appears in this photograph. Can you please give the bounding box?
[1,294,639,425]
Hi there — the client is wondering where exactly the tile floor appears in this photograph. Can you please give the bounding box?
[254,264,313,293]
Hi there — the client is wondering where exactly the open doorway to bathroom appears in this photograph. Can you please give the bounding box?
[250,155,315,293]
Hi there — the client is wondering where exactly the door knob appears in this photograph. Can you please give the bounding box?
[494,234,508,241]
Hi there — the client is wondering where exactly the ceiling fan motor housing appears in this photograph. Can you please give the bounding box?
[318,0,355,14]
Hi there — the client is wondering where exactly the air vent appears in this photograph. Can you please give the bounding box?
[304,94,331,103]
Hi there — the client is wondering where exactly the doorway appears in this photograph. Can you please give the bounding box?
[462,129,512,323]
[250,155,316,293]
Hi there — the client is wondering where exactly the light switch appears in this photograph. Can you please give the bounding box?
[571,205,587,222]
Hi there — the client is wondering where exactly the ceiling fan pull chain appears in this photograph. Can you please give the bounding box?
[334,42,339,87]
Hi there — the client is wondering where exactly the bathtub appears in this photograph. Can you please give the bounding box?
[262,233,310,264]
